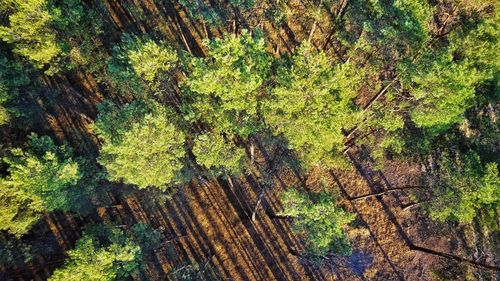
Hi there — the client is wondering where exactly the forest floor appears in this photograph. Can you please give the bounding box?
[1,0,499,280]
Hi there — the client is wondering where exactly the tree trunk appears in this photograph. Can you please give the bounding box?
[251,188,266,221]
[307,0,324,43]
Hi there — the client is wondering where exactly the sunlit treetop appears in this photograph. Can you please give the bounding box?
[48,225,141,281]
[0,134,80,236]
[279,188,355,256]
[185,29,271,138]
[94,101,187,190]
[263,41,361,169]
[192,131,247,176]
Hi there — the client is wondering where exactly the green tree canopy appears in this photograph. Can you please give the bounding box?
[94,101,187,190]
[185,29,271,138]
[127,38,178,83]
[192,131,247,176]
[428,152,500,225]
[404,7,499,136]
[48,225,141,281]
[0,0,103,75]
[263,41,361,169]
[107,34,178,96]
[0,134,80,236]
[278,188,355,256]
[355,1,498,159]
[0,0,62,73]
[0,52,46,126]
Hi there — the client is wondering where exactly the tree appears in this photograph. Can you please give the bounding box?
[185,29,271,138]
[127,38,178,83]
[263,41,361,169]
[278,188,355,256]
[0,0,62,74]
[403,6,499,136]
[107,34,178,97]
[427,152,499,225]
[0,134,81,237]
[192,131,247,176]
[354,1,498,159]
[0,0,103,75]
[0,52,45,126]
[94,101,187,190]
[48,225,141,281]
[183,30,269,176]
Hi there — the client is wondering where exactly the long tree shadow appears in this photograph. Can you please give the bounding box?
[218,175,324,281]
[344,148,500,274]
[330,169,405,281]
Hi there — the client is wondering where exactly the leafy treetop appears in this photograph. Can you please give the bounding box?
[94,101,187,190]
[263,41,361,169]
[192,131,247,176]
[0,134,80,237]
[185,29,271,138]
[279,188,355,256]
[428,152,500,225]
[48,225,141,281]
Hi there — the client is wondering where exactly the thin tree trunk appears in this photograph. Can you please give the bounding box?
[226,172,235,188]
[410,244,500,272]
[203,21,209,39]
[176,22,192,55]
[250,141,255,163]
[350,186,426,201]
[251,188,266,221]
[307,0,324,43]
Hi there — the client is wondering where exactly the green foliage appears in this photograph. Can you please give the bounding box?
[278,188,355,256]
[263,42,360,169]
[127,39,178,82]
[0,0,62,73]
[130,223,162,252]
[0,0,103,75]
[0,53,44,125]
[107,36,146,98]
[356,2,498,160]
[94,101,187,190]
[183,30,268,177]
[428,152,500,225]
[0,104,9,125]
[53,0,105,73]
[337,0,433,62]
[400,5,498,136]
[192,131,247,176]
[0,134,81,236]
[186,30,271,137]
[48,225,141,281]
[107,34,178,98]
[109,34,178,85]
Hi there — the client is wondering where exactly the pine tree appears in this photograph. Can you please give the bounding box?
[0,134,81,236]
[263,41,361,169]
[94,101,187,190]
[48,225,141,281]
[185,29,271,138]
[192,131,247,176]
[428,152,500,225]
[279,188,355,256]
